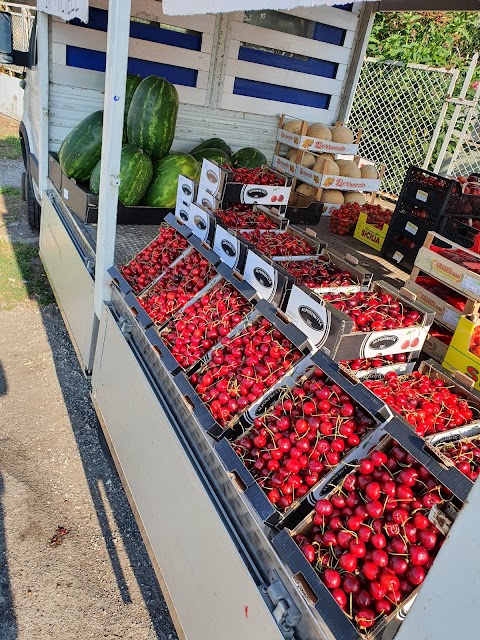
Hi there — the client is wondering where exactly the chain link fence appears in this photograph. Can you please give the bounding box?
[348,58,458,196]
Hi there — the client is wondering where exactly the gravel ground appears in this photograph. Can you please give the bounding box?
[0,159,23,187]
[0,302,178,640]
[0,114,177,640]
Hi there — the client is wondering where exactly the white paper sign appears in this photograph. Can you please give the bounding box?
[38,0,89,23]
[462,274,480,297]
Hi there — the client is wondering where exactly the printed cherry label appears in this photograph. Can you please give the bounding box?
[298,305,325,332]
[253,267,273,289]
[221,239,236,257]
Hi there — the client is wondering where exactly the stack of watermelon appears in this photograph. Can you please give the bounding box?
[58,73,268,209]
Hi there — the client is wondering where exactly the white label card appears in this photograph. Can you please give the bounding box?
[405,221,418,235]
[442,308,461,328]
[416,189,428,203]
[461,274,480,297]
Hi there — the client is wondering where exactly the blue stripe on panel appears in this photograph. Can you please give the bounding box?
[233,78,330,110]
[238,46,338,79]
[70,7,201,51]
[65,46,198,87]
[313,22,346,47]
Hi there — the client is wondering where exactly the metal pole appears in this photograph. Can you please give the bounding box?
[340,3,378,124]
[434,52,478,174]
[94,0,131,319]
[37,10,49,199]
[423,69,459,170]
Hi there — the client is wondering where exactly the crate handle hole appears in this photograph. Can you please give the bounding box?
[293,572,318,605]
[230,470,247,493]
[130,307,138,317]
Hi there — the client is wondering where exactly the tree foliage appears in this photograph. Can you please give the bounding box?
[367,12,480,74]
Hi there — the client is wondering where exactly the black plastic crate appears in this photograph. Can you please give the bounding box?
[381,217,427,272]
[439,216,480,249]
[445,186,480,219]
[401,165,456,213]
[285,201,323,225]
[391,198,442,232]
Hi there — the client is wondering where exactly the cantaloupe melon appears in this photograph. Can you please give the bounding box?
[331,125,355,145]
[306,123,332,140]
[320,190,344,205]
[344,192,366,205]
[360,164,378,180]
[283,119,303,134]
[287,149,299,161]
[337,159,361,179]
[315,153,335,162]
[313,158,339,176]
[296,183,317,198]
[300,152,316,169]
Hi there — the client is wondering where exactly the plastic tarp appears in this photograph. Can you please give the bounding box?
[163,0,378,15]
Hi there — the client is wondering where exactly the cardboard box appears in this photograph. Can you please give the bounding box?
[238,226,324,261]
[280,249,373,295]
[174,300,312,440]
[212,223,249,271]
[276,125,360,156]
[215,351,392,528]
[58,162,173,224]
[414,232,480,302]
[272,154,296,177]
[296,164,381,193]
[443,314,480,392]
[48,153,62,192]
[200,159,292,207]
[422,328,451,364]
[272,433,459,640]
[108,214,193,298]
[242,247,295,308]
[177,175,197,206]
[145,262,259,375]
[403,278,465,333]
[285,281,435,361]
[426,425,480,484]
[353,211,389,251]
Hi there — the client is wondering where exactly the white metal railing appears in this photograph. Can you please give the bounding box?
[348,57,459,195]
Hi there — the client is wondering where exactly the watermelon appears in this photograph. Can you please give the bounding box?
[90,144,153,207]
[231,147,267,169]
[58,110,104,183]
[191,137,232,157]
[143,153,200,208]
[191,147,230,165]
[123,74,142,142]
[127,75,179,160]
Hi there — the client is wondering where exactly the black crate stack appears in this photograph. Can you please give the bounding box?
[381,166,457,272]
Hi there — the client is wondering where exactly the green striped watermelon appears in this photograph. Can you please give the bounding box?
[58,110,104,183]
[191,137,232,157]
[143,153,200,208]
[123,74,142,142]
[126,76,179,160]
[231,147,267,169]
[90,144,153,207]
[191,147,230,165]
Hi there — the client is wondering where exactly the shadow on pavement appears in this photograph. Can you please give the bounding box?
[38,305,175,639]
[0,473,18,639]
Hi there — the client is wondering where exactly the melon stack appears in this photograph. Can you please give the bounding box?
[274,115,383,212]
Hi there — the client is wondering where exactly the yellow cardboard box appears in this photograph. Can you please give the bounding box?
[353,212,389,251]
[443,315,480,392]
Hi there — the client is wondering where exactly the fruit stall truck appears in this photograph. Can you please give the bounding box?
[1,1,480,639]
